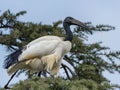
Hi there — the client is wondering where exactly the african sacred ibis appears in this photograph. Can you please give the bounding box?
[4,17,88,89]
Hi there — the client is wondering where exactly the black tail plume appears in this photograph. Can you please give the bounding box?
[4,49,22,69]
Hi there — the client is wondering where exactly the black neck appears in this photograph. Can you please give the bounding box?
[63,22,73,41]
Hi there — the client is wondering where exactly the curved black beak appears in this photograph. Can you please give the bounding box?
[71,18,88,29]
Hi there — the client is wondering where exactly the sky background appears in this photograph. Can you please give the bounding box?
[0,0,120,88]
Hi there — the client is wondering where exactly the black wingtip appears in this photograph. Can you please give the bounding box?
[4,49,22,69]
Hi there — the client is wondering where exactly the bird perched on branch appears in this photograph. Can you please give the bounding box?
[4,16,88,89]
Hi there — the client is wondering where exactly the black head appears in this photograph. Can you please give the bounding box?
[63,16,88,29]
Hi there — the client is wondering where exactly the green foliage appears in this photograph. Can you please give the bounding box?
[10,77,100,90]
[0,88,5,90]
[6,77,116,90]
[0,10,120,90]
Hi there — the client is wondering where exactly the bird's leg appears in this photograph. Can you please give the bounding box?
[42,70,48,78]
[4,70,18,89]
[38,71,41,77]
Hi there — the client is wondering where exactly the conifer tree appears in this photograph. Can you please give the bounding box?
[0,10,120,90]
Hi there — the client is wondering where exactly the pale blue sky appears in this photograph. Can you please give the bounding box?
[0,0,120,88]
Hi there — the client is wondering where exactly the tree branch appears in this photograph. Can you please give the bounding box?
[61,63,70,79]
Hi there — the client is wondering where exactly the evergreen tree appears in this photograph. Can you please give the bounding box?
[0,10,120,90]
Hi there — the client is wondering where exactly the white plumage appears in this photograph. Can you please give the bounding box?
[4,17,88,89]
[7,36,71,76]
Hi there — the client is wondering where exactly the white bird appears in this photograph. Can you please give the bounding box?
[4,17,88,89]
